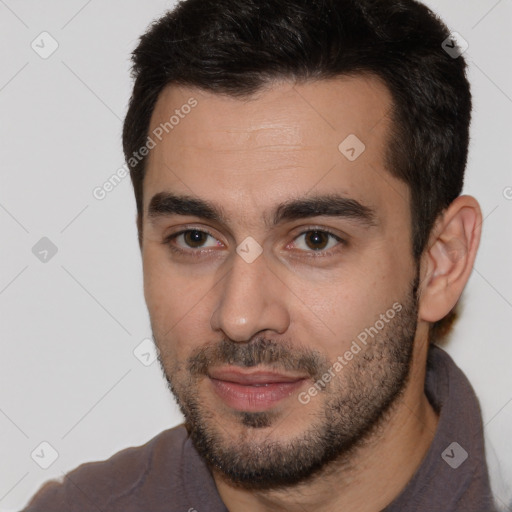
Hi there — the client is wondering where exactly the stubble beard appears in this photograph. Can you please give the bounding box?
[156,277,419,490]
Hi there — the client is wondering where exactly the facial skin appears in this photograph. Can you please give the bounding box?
[140,76,481,511]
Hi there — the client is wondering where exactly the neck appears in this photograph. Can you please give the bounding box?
[213,338,439,512]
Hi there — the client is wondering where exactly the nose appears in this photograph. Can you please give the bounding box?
[210,249,290,342]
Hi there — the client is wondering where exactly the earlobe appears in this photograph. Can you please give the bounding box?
[419,195,482,323]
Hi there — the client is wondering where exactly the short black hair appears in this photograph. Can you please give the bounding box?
[123,0,472,337]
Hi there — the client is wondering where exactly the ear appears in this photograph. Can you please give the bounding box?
[418,195,482,323]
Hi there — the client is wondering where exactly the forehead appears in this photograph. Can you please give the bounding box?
[143,75,409,229]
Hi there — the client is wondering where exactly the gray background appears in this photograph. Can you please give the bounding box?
[0,1,511,510]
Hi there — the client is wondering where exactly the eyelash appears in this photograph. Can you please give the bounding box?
[162,227,345,259]
[286,228,345,258]
[162,228,221,259]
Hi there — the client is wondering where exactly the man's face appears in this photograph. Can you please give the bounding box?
[141,76,420,488]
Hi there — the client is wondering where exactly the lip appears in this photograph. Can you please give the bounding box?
[208,367,308,412]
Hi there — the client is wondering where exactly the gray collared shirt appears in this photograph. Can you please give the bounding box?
[23,345,497,511]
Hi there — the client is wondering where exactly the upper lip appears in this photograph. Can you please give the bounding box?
[208,367,308,385]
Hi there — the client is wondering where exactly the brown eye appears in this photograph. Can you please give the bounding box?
[290,229,343,254]
[304,231,330,250]
[183,230,209,248]
[163,229,221,254]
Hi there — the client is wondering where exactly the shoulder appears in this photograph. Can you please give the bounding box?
[22,424,190,512]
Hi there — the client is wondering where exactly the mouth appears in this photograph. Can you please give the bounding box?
[207,367,309,412]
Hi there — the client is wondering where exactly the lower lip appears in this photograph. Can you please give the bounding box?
[209,378,307,412]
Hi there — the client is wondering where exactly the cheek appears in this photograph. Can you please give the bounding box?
[142,245,217,358]
[296,277,383,354]
[292,255,412,358]
[142,247,172,322]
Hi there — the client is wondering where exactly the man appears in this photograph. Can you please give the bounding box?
[23,0,497,510]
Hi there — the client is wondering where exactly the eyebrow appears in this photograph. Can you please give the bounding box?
[147,192,377,228]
